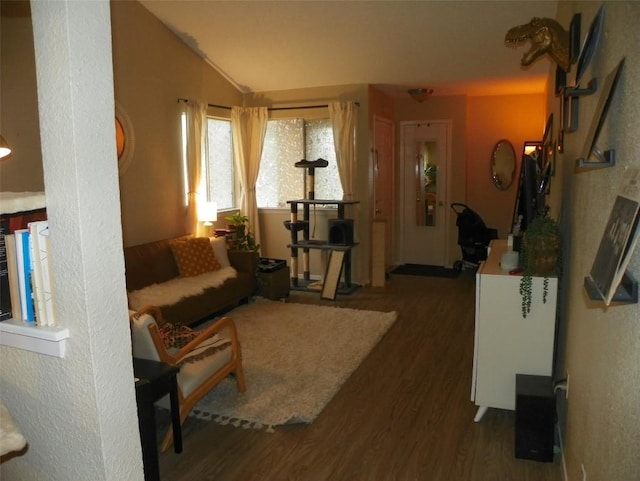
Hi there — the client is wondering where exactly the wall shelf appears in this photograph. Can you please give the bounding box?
[584,272,638,306]
[0,319,70,358]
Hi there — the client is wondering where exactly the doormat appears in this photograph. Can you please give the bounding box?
[389,264,460,278]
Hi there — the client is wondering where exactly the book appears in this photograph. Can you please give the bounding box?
[0,216,11,320]
[28,221,55,326]
[29,222,47,325]
[15,229,35,323]
[589,168,640,305]
[4,234,22,321]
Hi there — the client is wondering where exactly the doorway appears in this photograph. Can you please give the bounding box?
[400,121,451,266]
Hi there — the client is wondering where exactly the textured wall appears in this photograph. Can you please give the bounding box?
[0,2,142,480]
[550,2,640,480]
[112,0,243,247]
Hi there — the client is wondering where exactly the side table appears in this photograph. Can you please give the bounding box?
[133,358,182,481]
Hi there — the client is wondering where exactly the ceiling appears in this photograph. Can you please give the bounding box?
[140,1,559,98]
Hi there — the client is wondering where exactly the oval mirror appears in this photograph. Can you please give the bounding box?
[491,139,516,190]
[115,102,135,176]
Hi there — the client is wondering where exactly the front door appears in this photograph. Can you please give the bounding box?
[400,121,450,266]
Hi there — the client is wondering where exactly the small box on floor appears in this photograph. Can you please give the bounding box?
[258,257,287,273]
[515,374,556,462]
[257,261,290,300]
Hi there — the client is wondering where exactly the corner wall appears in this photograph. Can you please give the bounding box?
[111,0,243,246]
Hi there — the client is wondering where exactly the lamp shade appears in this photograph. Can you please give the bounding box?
[198,201,218,226]
[0,135,11,159]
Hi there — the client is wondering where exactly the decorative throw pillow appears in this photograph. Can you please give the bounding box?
[210,236,231,268]
[170,237,221,277]
[159,323,231,366]
[159,323,198,349]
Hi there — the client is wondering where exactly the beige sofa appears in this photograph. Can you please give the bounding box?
[124,235,257,326]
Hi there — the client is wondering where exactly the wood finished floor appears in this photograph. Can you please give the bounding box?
[156,271,563,481]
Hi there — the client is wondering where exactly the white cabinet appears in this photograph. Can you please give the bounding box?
[471,240,557,421]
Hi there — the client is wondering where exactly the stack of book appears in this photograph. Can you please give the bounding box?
[1,219,56,326]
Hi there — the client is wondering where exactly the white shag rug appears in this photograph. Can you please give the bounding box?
[190,297,397,431]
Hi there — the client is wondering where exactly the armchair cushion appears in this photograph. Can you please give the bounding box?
[129,306,246,452]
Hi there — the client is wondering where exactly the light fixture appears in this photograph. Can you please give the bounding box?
[408,88,434,103]
[198,201,218,226]
[0,135,12,159]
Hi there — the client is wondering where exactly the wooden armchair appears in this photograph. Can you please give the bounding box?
[129,306,246,452]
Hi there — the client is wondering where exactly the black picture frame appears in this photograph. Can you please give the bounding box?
[575,5,605,87]
[576,58,625,170]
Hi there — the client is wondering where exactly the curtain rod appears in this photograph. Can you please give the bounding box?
[177,98,358,111]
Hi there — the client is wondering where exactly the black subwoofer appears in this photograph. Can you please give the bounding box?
[515,374,556,462]
[328,219,354,245]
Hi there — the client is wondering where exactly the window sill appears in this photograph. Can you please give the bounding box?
[0,319,70,358]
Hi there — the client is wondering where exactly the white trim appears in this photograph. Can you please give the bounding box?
[0,319,70,358]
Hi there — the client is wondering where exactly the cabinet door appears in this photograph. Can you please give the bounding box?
[474,274,557,410]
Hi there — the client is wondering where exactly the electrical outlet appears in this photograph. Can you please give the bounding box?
[581,463,587,481]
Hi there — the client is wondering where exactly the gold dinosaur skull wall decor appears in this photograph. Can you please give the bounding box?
[505,17,570,72]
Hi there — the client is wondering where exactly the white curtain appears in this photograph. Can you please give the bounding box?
[231,106,268,247]
[329,101,358,200]
[183,100,207,236]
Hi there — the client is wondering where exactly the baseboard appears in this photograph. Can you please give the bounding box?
[557,423,569,481]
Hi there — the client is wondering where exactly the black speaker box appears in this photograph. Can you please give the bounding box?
[515,374,556,462]
[328,219,354,245]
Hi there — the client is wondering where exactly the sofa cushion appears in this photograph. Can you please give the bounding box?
[210,236,231,268]
[170,237,221,277]
[124,235,191,291]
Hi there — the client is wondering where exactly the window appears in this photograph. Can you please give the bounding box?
[196,116,342,211]
[256,118,343,208]
[205,118,234,210]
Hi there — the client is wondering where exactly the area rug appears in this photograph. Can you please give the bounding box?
[389,263,460,278]
[189,297,397,431]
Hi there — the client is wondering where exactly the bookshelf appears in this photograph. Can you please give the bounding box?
[0,192,70,358]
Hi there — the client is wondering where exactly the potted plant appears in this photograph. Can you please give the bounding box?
[224,212,260,252]
[519,215,561,318]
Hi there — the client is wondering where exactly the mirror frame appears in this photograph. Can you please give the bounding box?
[115,102,135,176]
[490,139,516,191]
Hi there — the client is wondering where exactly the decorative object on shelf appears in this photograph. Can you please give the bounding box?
[538,114,555,197]
[575,57,625,171]
[505,17,570,72]
[585,168,640,306]
[519,216,561,318]
[560,6,605,134]
[574,5,604,87]
[223,212,260,252]
[554,14,582,95]
[0,135,12,159]
[407,88,434,103]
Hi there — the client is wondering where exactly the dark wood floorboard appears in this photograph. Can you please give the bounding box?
[155,271,563,481]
